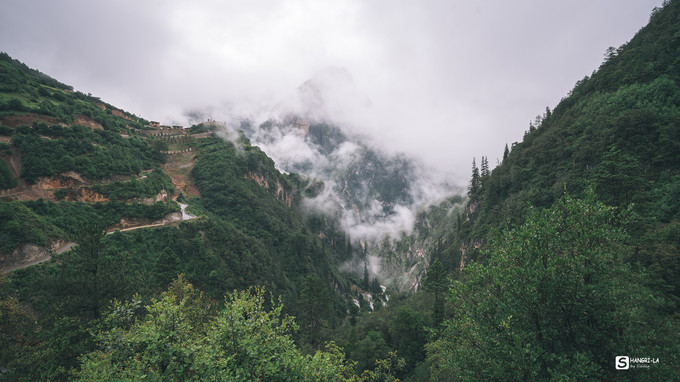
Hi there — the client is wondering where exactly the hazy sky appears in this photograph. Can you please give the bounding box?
[0,0,663,182]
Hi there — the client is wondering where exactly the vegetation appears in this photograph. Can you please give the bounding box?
[11,123,163,183]
[90,168,174,201]
[0,199,179,254]
[76,279,357,381]
[427,191,679,380]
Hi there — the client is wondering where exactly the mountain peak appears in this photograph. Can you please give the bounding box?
[273,67,371,124]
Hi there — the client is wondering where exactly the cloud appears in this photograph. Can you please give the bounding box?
[0,0,664,182]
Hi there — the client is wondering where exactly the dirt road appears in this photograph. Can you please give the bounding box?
[3,204,197,274]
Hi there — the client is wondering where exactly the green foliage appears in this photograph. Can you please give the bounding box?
[0,201,54,253]
[0,158,16,189]
[428,192,680,380]
[422,259,448,329]
[351,331,391,373]
[0,273,37,377]
[53,223,127,320]
[0,199,178,254]
[190,136,349,321]
[0,52,72,93]
[91,168,174,200]
[75,280,356,381]
[0,52,143,130]
[390,308,427,375]
[459,0,680,305]
[299,274,333,347]
[11,124,163,183]
[357,351,406,382]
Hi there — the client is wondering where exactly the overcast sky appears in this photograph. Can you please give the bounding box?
[0,0,664,183]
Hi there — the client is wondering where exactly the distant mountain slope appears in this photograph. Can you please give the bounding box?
[454,0,680,300]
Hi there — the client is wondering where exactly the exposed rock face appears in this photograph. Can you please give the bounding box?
[246,172,295,207]
[246,172,269,189]
[138,189,169,205]
[60,171,85,183]
[73,115,103,130]
[0,244,50,270]
[276,180,294,207]
[62,187,108,202]
[155,189,169,203]
[283,114,310,137]
[0,113,61,128]
[111,109,135,121]
[35,171,85,190]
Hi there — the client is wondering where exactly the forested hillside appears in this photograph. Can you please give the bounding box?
[420,1,680,379]
[0,51,384,380]
[454,0,680,301]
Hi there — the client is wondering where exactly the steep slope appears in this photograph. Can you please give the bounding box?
[0,53,184,267]
[230,74,458,292]
[0,53,368,379]
[455,0,680,300]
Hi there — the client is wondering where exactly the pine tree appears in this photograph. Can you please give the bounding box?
[481,156,490,178]
[468,158,481,197]
[503,144,510,162]
[299,275,330,348]
[422,259,448,329]
[362,262,370,291]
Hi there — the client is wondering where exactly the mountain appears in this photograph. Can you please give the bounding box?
[0,52,386,380]
[451,0,680,302]
[413,2,680,379]
[223,69,459,291]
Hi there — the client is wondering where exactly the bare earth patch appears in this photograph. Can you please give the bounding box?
[162,151,200,197]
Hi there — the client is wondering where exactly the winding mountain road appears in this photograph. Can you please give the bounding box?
[2,203,197,274]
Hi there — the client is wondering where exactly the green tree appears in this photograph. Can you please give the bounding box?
[422,259,448,329]
[299,274,331,348]
[357,351,405,382]
[351,330,391,373]
[0,273,37,378]
[362,262,370,290]
[480,156,490,178]
[595,145,645,206]
[0,159,17,189]
[390,308,427,376]
[153,247,181,288]
[76,280,357,381]
[468,158,481,197]
[427,191,680,381]
[52,222,131,320]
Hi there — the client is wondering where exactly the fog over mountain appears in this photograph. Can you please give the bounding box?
[209,67,458,242]
[0,0,663,184]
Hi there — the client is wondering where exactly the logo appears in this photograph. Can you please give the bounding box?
[616,355,658,370]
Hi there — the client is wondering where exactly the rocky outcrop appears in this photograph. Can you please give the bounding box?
[276,180,294,207]
[139,189,170,205]
[0,113,61,128]
[73,115,103,130]
[111,109,135,121]
[246,172,269,189]
[0,243,52,271]
[246,172,296,207]
[62,187,108,202]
